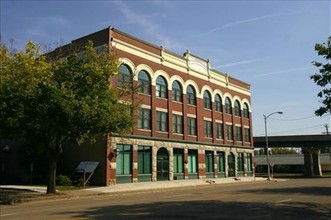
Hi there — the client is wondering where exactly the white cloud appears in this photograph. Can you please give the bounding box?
[254,67,310,78]
[113,1,183,50]
[214,58,264,69]
[200,13,282,37]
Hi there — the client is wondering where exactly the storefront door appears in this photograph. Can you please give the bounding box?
[157,148,169,181]
[228,153,235,177]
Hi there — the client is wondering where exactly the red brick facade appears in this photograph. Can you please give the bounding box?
[67,27,255,184]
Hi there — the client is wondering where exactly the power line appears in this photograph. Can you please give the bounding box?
[269,114,330,122]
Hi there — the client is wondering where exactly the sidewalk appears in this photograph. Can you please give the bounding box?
[1,177,269,203]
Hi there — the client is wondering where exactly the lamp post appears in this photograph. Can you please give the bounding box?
[264,111,283,180]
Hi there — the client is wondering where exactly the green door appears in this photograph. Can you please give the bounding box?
[228,153,235,177]
[157,148,169,181]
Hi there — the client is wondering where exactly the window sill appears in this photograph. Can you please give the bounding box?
[156,97,168,101]
[137,92,151,97]
[172,100,183,104]
[137,128,152,132]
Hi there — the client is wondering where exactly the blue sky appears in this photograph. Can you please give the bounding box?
[1,1,330,136]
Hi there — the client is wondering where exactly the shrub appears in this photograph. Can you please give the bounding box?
[56,175,72,186]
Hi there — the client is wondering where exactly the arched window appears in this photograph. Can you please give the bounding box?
[234,100,241,117]
[225,97,232,114]
[138,70,151,95]
[203,91,212,109]
[186,85,196,105]
[172,80,183,102]
[243,103,249,118]
[215,94,222,112]
[118,64,132,87]
[156,76,167,98]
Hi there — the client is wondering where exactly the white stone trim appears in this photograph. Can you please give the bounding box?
[140,104,151,109]
[172,110,183,116]
[156,107,168,113]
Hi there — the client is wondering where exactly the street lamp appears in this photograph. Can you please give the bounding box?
[264,111,283,180]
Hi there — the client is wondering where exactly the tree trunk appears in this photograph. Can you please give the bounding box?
[47,153,57,194]
[47,146,61,194]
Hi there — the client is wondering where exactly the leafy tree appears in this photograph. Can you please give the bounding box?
[311,36,331,116]
[0,41,134,194]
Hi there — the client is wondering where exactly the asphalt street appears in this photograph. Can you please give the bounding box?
[1,178,330,220]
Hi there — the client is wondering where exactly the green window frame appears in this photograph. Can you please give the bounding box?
[204,120,212,138]
[118,64,132,87]
[173,148,184,173]
[187,117,197,136]
[236,126,242,141]
[156,111,168,132]
[186,85,196,105]
[172,81,183,102]
[205,151,214,173]
[244,128,250,142]
[116,144,132,175]
[243,103,249,118]
[215,94,222,112]
[188,150,197,173]
[138,108,151,130]
[216,123,223,139]
[226,124,233,140]
[138,146,152,174]
[156,76,167,98]
[217,151,225,172]
[237,153,244,172]
[234,100,241,117]
[246,153,252,172]
[172,114,183,134]
[225,97,232,114]
[203,91,212,109]
[138,70,151,95]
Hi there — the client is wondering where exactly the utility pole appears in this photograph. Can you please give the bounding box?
[324,124,329,135]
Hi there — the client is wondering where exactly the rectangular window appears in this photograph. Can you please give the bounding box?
[188,150,197,173]
[173,148,184,173]
[138,146,151,174]
[139,80,150,94]
[116,144,132,175]
[246,153,252,172]
[215,100,222,112]
[187,93,196,105]
[205,151,214,172]
[156,84,167,98]
[244,128,251,142]
[237,153,244,171]
[156,111,168,132]
[216,123,223,139]
[187,117,197,136]
[138,108,151,130]
[226,125,233,140]
[204,120,212,138]
[217,151,225,172]
[172,89,182,102]
[172,114,183,134]
[236,126,242,141]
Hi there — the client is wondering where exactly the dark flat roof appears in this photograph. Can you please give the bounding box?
[253,134,331,148]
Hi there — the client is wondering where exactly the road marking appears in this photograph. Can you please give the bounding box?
[276,199,292,203]
[1,213,16,217]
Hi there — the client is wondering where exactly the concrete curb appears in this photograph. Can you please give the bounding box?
[1,177,281,204]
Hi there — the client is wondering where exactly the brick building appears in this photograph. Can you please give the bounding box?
[59,27,254,185]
